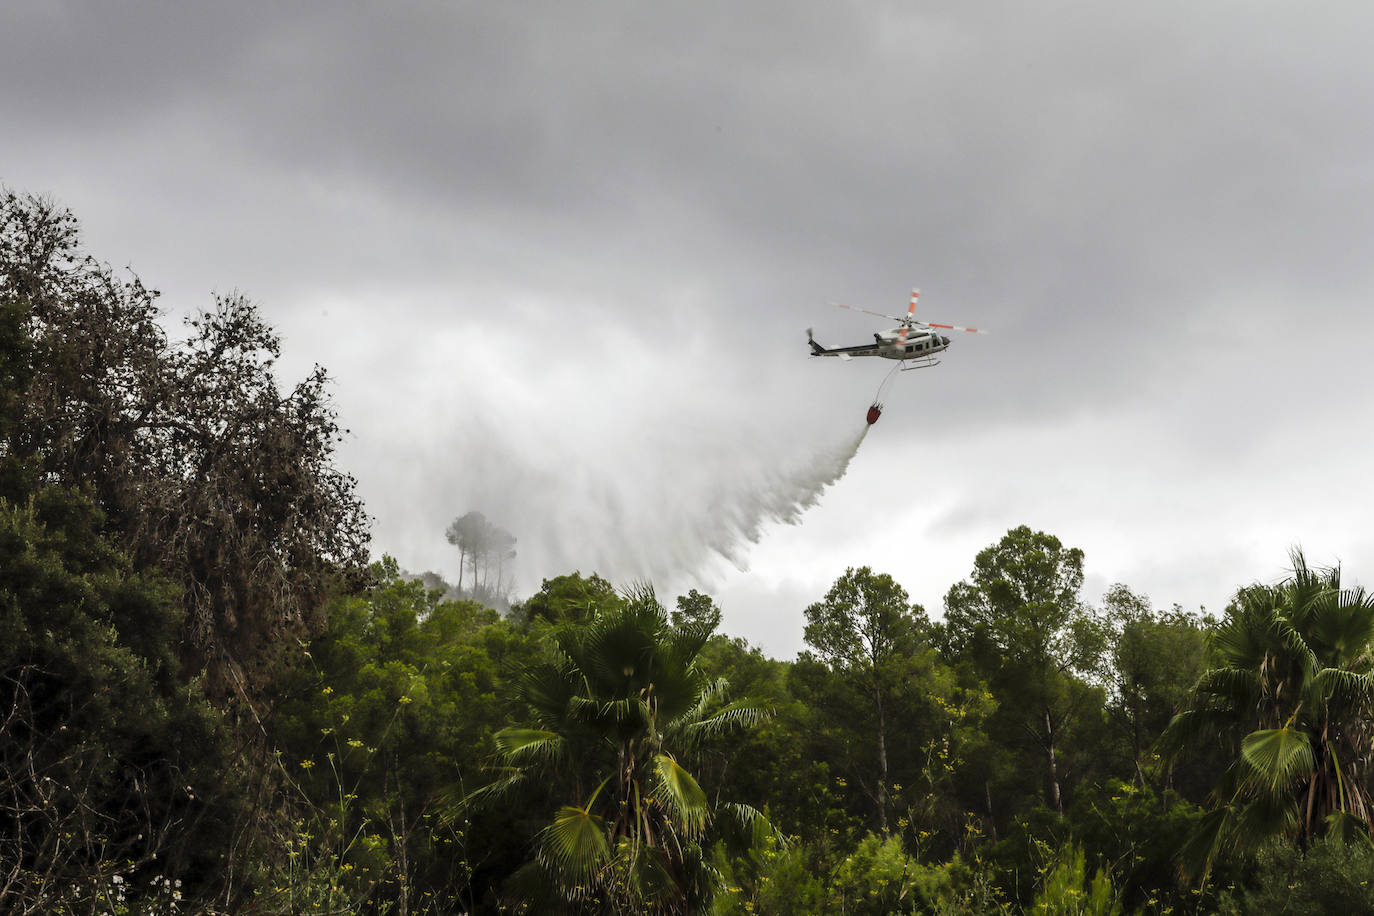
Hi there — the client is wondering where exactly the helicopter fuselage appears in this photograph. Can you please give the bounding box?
[808,327,952,361]
[808,289,983,368]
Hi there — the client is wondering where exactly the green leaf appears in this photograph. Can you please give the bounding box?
[713,802,778,860]
[621,839,680,905]
[538,805,610,888]
[453,767,525,813]
[1178,805,1233,881]
[494,727,565,765]
[678,699,773,747]
[517,660,582,722]
[1192,667,1260,707]
[652,754,709,835]
[1324,810,1374,848]
[1312,667,1374,710]
[1240,727,1314,793]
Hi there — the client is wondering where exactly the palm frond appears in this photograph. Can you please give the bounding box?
[1311,667,1374,711]
[712,802,779,861]
[668,675,730,732]
[499,860,571,913]
[1232,790,1301,851]
[1271,616,1318,682]
[677,699,774,748]
[640,657,709,724]
[518,659,583,723]
[1240,727,1314,794]
[1284,550,1335,631]
[489,575,773,911]
[666,616,715,667]
[652,753,709,836]
[1159,707,1243,759]
[1323,810,1374,849]
[1174,551,1374,863]
[1307,587,1374,668]
[621,841,680,908]
[619,580,664,611]
[581,631,654,690]
[1214,589,1281,667]
[578,694,653,734]
[617,582,672,639]
[1192,667,1261,707]
[675,840,724,912]
[537,804,611,890]
[494,727,567,766]
[698,675,732,705]
[454,766,527,814]
[1177,805,1234,881]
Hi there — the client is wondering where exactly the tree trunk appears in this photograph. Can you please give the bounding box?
[1044,707,1063,817]
[875,684,890,835]
[1131,692,1146,789]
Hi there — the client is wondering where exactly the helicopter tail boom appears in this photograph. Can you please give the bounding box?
[807,328,853,360]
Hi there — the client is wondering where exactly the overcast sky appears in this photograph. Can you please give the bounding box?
[7,2,1374,655]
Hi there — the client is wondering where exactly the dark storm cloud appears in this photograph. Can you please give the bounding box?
[7,2,1374,651]
[14,3,1373,335]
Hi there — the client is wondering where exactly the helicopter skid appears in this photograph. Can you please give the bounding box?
[899,357,941,370]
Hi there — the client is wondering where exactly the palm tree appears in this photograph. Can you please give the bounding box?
[1162,550,1374,874]
[475,585,774,913]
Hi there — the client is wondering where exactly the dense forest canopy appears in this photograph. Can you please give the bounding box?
[5,190,1374,913]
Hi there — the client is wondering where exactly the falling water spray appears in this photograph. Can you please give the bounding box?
[690,423,871,572]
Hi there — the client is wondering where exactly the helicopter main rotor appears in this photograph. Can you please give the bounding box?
[836,289,987,336]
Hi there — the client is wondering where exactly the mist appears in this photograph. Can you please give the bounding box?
[437,417,873,598]
[350,307,881,600]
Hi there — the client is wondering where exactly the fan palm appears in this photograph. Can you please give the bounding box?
[477,585,774,913]
[1161,551,1374,874]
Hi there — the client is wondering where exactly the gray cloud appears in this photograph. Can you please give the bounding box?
[6,2,1374,654]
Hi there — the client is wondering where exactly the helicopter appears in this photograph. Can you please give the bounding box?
[807,289,986,370]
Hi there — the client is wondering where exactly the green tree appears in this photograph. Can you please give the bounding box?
[673,589,723,632]
[445,510,518,605]
[0,189,369,695]
[477,584,774,913]
[1162,551,1374,873]
[514,571,622,627]
[0,295,32,498]
[690,634,795,813]
[802,567,925,836]
[0,485,232,913]
[1099,585,1210,790]
[940,526,1101,819]
[267,558,539,912]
